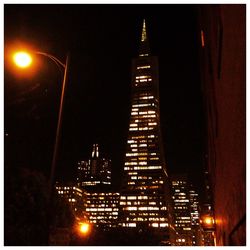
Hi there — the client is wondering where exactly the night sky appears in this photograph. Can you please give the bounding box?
[4,4,205,197]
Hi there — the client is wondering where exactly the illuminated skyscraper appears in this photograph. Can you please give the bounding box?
[77,144,111,188]
[119,20,172,240]
[171,175,204,246]
[171,176,192,246]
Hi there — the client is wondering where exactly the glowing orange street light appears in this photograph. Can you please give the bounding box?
[77,222,91,237]
[201,215,215,231]
[13,51,32,68]
[204,217,213,225]
[79,223,90,234]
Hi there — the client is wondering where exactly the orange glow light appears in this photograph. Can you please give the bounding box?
[13,51,32,68]
[204,217,213,225]
[201,30,205,47]
[79,222,90,235]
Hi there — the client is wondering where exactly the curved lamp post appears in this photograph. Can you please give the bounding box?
[13,50,69,199]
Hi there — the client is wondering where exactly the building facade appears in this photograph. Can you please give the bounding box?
[119,20,173,243]
[196,5,246,246]
[86,192,120,228]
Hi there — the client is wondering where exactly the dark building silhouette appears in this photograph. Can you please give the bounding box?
[119,20,173,243]
[197,4,246,246]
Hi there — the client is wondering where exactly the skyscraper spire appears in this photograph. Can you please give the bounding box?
[139,19,150,56]
[91,143,99,158]
[141,19,147,42]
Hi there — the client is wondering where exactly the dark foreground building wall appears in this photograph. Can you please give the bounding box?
[196,4,246,246]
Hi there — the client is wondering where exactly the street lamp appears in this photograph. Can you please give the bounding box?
[79,222,90,235]
[13,51,33,68]
[12,49,69,199]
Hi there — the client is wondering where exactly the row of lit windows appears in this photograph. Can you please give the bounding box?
[125,161,146,166]
[120,195,148,200]
[135,75,151,79]
[56,186,82,192]
[122,222,168,228]
[176,220,191,224]
[124,166,162,170]
[176,216,191,220]
[123,206,160,211]
[174,199,190,203]
[132,135,152,139]
[126,212,160,216]
[128,136,156,144]
[174,206,188,210]
[89,216,117,220]
[131,110,156,114]
[130,176,161,181]
[132,117,157,124]
[129,127,156,131]
[132,103,152,108]
[130,119,157,125]
[87,192,120,196]
[120,201,157,205]
[126,152,147,157]
[136,65,151,69]
[129,115,156,121]
[130,122,157,127]
[172,181,187,185]
[127,217,167,222]
[86,208,119,212]
[87,203,117,207]
[138,95,154,100]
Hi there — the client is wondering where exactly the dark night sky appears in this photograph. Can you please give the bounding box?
[4,4,205,197]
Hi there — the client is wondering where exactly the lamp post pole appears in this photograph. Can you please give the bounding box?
[33,51,69,199]
[48,53,69,199]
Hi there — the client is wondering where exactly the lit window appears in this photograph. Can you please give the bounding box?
[135,75,150,79]
[152,223,159,227]
[130,123,138,127]
[136,65,151,69]
[125,207,137,211]
[127,196,137,200]
[148,110,155,114]
[125,161,137,165]
[128,223,136,227]
[129,128,138,131]
[148,122,157,126]
[160,223,168,227]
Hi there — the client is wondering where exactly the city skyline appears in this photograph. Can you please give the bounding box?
[5,4,205,197]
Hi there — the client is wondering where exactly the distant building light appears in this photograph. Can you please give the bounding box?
[201,30,205,47]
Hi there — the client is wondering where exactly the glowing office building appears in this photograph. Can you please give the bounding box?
[171,177,192,246]
[119,20,172,236]
[86,192,120,227]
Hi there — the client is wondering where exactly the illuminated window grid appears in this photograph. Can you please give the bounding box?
[86,192,120,227]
